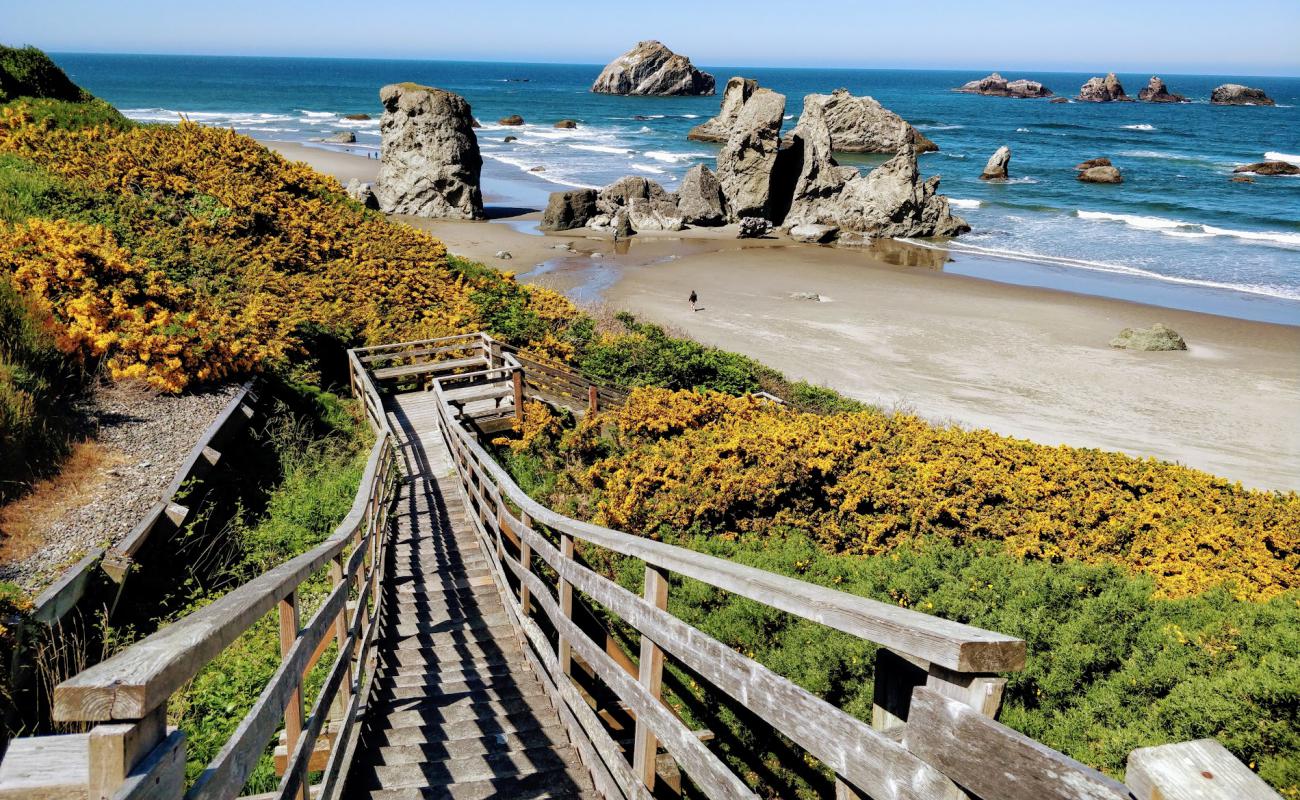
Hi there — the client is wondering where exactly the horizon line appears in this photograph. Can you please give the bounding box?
[45,48,1300,80]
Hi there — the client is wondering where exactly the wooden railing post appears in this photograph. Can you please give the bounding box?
[632,565,669,790]
[519,511,533,615]
[512,369,525,422]
[278,592,308,800]
[558,533,575,677]
[329,554,353,719]
[588,385,598,414]
[87,707,166,800]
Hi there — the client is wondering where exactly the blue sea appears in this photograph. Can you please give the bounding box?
[53,53,1300,322]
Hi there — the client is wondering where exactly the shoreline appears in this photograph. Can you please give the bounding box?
[266,140,1300,491]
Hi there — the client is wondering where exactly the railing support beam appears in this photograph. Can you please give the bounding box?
[632,565,669,790]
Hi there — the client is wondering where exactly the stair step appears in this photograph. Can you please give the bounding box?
[378,667,533,693]
[372,678,544,705]
[367,705,562,743]
[354,745,583,792]
[384,613,511,639]
[363,726,571,765]
[378,622,516,652]
[374,691,558,730]
[377,641,522,669]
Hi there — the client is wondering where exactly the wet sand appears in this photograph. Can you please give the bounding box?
[268,140,1300,491]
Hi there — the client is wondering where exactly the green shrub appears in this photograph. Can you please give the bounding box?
[0,45,90,103]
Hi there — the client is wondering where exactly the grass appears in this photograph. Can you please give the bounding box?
[0,441,122,566]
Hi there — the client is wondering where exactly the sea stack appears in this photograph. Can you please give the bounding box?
[1138,77,1186,103]
[795,89,937,154]
[688,77,758,142]
[716,88,786,220]
[955,73,1053,98]
[376,82,484,219]
[591,41,715,96]
[980,146,1011,180]
[1210,84,1276,106]
[1078,73,1130,102]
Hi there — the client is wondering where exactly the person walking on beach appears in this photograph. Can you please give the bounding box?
[689,290,698,311]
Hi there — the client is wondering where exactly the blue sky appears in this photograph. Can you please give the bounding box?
[9,0,1300,75]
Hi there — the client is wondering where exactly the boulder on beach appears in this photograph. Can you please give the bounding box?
[1076,157,1112,170]
[376,82,484,219]
[499,114,525,125]
[677,164,727,225]
[323,130,356,144]
[554,119,579,129]
[1138,76,1186,103]
[795,88,937,154]
[782,100,968,240]
[345,179,379,209]
[980,146,1011,180]
[1110,323,1187,351]
[344,113,371,120]
[596,176,684,232]
[1211,84,1275,106]
[1233,161,1300,176]
[591,40,715,96]
[540,189,599,231]
[955,72,1053,98]
[688,76,758,142]
[717,88,787,220]
[614,208,635,238]
[1078,73,1130,102]
[1078,165,1123,183]
[737,217,772,238]
[789,224,838,243]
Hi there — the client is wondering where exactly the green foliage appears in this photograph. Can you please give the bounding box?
[658,531,1300,795]
[0,45,89,103]
[579,312,773,395]
[786,381,872,415]
[0,276,86,501]
[7,97,127,130]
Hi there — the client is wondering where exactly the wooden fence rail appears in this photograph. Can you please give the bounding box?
[0,332,1277,800]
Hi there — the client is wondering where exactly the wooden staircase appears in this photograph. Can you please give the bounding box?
[340,401,598,799]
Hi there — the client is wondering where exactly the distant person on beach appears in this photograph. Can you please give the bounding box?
[689,290,698,310]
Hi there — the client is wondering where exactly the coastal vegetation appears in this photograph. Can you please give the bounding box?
[2,47,1297,795]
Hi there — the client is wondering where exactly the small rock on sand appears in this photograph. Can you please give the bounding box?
[1110,323,1187,351]
[496,250,512,260]
[791,291,822,301]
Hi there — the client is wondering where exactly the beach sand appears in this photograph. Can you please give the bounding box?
[268,141,1300,491]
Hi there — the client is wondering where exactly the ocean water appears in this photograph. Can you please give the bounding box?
[52,53,1300,317]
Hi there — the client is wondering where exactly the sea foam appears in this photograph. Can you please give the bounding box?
[1078,210,1300,247]
[1122,124,1157,131]
[949,198,982,209]
[1264,151,1300,166]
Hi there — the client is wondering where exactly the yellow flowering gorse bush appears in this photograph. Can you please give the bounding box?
[563,388,1300,600]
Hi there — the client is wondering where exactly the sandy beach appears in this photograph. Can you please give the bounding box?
[269,140,1300,491]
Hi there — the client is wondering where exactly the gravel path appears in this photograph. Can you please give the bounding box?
[0,381,242,595]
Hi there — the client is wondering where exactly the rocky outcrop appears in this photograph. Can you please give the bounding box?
[717,88,787,220]
[540,189,599,231]
[323,131,356,143]
[1076,157,1112,170]
[554,119,579,129]
[1049,97,1070,104]
[688,77,758,142]
[499,115,524,125]
[376,82,483,219]
[980,146,1011,180]
[782,101,967,239]
[1138,77,1185,103]
[1211,84,1276,106]
[596,176,684,231]
[1078,73,1130,102]
[1078,165,1123,183]
[345,179,379,209]
[1110,323,1187,351]
[1231,176,1254,183]
[591,41,715,96]
[345,113,371,120]
[795,89,936,154]
[677,164,727,225]
[1233,161,1300,176]
[955,73,1053,98]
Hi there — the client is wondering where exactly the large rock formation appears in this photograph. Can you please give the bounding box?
[796,89,936,154]
[1138,76,1185,103]
[783,102,968,240]
[540,189,599,231]
[980,146,1011,180]
[716,88,787,220]
[376,82,484,219]
[596,176,684,231]
[687,77,758,142]
[955,73,1053,98]
[1211,84,1276,106]
[1233,161,1300,176]
[677,164,727,225]
[591,41,715,96]
[1078,73,1130,102]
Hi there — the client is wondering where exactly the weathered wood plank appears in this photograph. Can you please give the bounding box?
[436,413,1024,673]
[113,729,186,800]
[903,688,1133,800]
[31,549,104,625]
[54,439,389,723]
[1126,739,1280,800]
[0,734,88,800]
